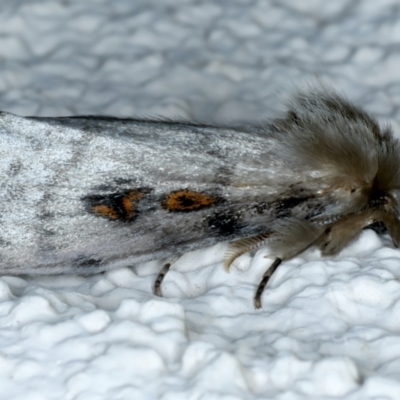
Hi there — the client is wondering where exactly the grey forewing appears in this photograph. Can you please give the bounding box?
[0,112,335,274]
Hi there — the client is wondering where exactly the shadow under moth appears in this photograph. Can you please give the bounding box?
[0,86,399,308]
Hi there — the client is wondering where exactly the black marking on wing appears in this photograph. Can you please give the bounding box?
[84,188,151,222]
[207,210,242,237]
[74,256,103,268]
[93,177,143,192]
[275,196,310,218]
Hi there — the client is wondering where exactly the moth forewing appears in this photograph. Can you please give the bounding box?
[0,88,400,308]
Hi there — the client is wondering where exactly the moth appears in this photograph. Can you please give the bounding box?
[0,86,399,308]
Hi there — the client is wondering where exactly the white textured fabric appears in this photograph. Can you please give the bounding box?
[1,1,400,399]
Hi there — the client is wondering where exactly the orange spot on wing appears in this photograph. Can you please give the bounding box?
[121,191,146,218]
[162,190,219,212]
[87,188,150,221]
[92,204,119,220]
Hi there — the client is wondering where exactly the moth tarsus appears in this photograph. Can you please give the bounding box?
[154,256,180,297]
[154,262,172,297]
[254,257,282,309]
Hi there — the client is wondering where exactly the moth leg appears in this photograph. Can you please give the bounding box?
[224,232,271,272]
[254,218,323,309]
[154,256,180,297]
[318,208,400,256]
[380,211,400,248]
[317,209,380,256]
[254,257,282,309]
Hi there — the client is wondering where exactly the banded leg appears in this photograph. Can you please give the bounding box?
[254,218,323,309]
[154,256,179,297]
[254,257,282,309]
[253,208,400,309]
